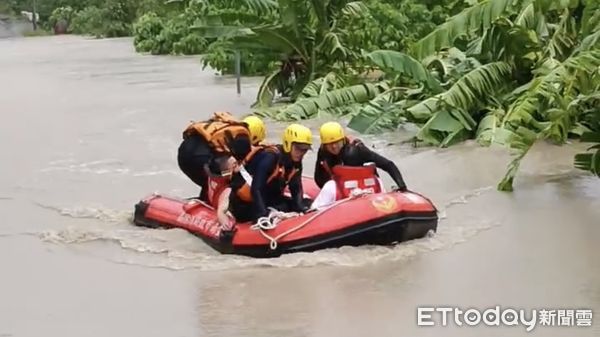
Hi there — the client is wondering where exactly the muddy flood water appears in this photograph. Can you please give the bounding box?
[1,36,599,337]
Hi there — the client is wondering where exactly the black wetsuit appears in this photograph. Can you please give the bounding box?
[177,129,251,201]
[177,134,214,201]
[314,139,407,191]
[229,146,306,222]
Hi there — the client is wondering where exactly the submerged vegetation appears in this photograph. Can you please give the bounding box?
[5,0,599,187]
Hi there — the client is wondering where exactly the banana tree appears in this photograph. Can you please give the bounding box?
[280,0,600,190]
[191,0,368,106]
[575,132,600,177]
[357,0,600,189]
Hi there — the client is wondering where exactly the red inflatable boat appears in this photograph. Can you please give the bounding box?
[133,177,438,258]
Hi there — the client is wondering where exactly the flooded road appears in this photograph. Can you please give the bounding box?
[1,36,599,337]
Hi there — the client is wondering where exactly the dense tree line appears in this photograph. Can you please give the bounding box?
[4,0,599,188]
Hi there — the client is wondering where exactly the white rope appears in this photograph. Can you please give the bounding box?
[250,208,298,231]
[251,188,374,250]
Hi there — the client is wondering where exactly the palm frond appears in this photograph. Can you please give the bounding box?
[318,32,349,59]
[502,93,543,129]
[425,57,452,81]
[545,9,577,60]
[476,108,513,145]
[533,0,571,12]
[576,30,600,53]
[497,143,534,191]
[515,3,536,29]
[225,0,278,14]
[253,69,284,108]
[423,47,469,83]
[190,21,255,39]
[250,25,310,61]
[187,0,278,13]
[406,92,451,122]
[347,88,408,133]
[308,0,329,30]
[477,22,508,60]
[574,132,600,177]
[242,0,278,13]
[411,0,518,60]
[299,72,343,98]
[568,92,600,112]
[541,106,573,144]
[581,2,600,38]
[341,1,369,17]
[415,107,473,147]
[501,53,590,128]
[366,50,444,93]
[410,62,515,147]
[201,10,267,26]
[442,61,513,112]
[565,50,600,72]
[277,0,307,52]
[273,82,386,120]
[497,126,539,191]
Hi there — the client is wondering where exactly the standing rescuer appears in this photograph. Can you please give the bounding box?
[177,111,252,202]
[314,121,408,191]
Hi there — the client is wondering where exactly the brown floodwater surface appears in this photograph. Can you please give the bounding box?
[1,36,598,337]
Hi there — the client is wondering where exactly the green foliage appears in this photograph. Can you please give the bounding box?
[266,82,387,120]
[574,131,600,177]
[366,50,443,93]
[23,29,53,36]
[142,0,471,90]
[70,4,131,38]
[258,0,600,190]
[69,7,106,37]
[6,0,170,36]
[48,6,75,31]
[133,12,208,55]
[131,0,280,72]
[201,42,276,75]
[14,0,600,190]
[18,0,472,77]
[337,0,436,58]
[0,2,16,15]
[411,0,518,60]
[133,12,165,53]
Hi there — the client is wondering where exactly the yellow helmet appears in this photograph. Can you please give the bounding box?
[319,121,345,144]
[282,124,313,152]
[243,115,266,145]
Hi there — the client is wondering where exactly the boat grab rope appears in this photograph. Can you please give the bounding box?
[250,188,374,250]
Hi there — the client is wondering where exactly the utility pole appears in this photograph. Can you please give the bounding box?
[235,50,241,96]
[32,0,37,30]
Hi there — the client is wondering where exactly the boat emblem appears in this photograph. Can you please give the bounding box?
[371,195,398,213]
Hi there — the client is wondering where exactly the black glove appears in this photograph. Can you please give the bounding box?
[292,198,311,213]
[392,184,408,192]
[297,205,310,213]
[256,208,269,220]
[219,227,237,243]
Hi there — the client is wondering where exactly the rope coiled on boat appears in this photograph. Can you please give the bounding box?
[251,188,374,250]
